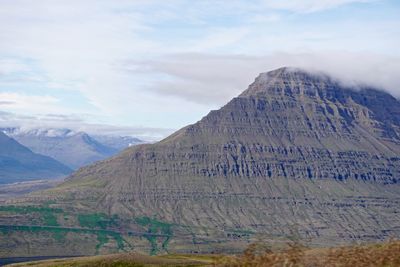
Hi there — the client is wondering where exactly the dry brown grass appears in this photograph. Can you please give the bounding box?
[318,240,400,267]
[7,252,212,267]
[7,240,400,267]
[217,240,400,267]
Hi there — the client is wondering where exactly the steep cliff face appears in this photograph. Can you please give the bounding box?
[4,68,400,255]
[67,67,400,187]
[55,68,400,240]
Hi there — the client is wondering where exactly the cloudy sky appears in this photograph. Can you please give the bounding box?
[0,0,399,140]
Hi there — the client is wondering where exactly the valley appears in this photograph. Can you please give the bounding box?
[0,180,61,202]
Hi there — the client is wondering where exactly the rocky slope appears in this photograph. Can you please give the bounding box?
[2,67,400,256]
[0,132,72,184]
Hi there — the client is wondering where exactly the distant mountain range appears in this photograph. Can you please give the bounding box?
[0,131,72,184]
[91,134,143,151]
[2,127,144,170]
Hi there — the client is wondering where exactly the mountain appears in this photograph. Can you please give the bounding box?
[90,135,144,151]
[0,131,72,184]
[1,67,400,257]
[2,128,143,169]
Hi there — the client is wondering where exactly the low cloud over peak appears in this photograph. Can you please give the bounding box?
[128,52,400,105]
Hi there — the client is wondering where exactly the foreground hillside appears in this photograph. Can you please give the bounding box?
[6,253,215,267]
[225,240,400,267]
[6,240,400,267]
[1,67,400,256]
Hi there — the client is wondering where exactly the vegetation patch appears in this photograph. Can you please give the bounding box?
[0,206,127,252]
[78,213,115,229]
[0,205,63,214]
[42,212,59,226]
[53,230,67,242]
[135,216,174,255]
[0,224,126,252]
[0,205,62,226]
[95,231,109,253]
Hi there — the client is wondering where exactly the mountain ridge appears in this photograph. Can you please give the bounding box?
[2,127,144,169]
[0,131,72,184]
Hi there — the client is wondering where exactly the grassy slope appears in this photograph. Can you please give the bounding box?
[0,204,257,257]
[6,253,215,267]
[220,240,400,267]
[7,240,400,267]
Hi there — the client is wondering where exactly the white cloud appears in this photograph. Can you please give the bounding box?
[262,0,376,13]
[189,27,251,52]
[0,110,174,141]
[0,92,60,112]
[0,58,30,75]
[127,52,400,104]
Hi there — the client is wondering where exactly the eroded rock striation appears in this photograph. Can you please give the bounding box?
[65,68,400,239]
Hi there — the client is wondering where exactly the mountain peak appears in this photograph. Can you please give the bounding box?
[258,66,330,81]
[240,67,337,98]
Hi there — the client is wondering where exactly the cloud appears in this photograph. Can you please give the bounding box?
[0,92,61,113]
[0,110,173,141]
[74,124,175,142]
[262,0,376,13]
[0,101,15,105]
[0,58,30,75]
[0,0,157,110]
[124,52,400,105]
